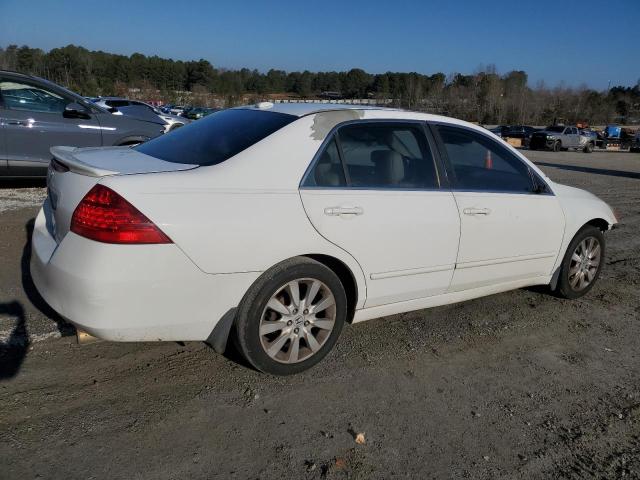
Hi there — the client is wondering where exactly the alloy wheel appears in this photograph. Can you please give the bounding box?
[259,278,336,364]
[568,236,601,291]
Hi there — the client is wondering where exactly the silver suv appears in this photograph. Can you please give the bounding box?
[0,71,165,177]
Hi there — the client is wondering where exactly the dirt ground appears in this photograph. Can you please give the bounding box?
[1,150,639,479]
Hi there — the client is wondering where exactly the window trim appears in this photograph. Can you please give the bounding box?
[430,122,554,196]
[300,119,444,191]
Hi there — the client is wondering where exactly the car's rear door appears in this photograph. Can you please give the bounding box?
[0,76,101,176]
[431,123,564,292]
[300,121,460,308]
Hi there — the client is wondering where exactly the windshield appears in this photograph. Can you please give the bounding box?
[135,108,297,166]
[546,126,565,133]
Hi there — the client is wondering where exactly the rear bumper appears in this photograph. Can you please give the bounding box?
[30,205,260,341]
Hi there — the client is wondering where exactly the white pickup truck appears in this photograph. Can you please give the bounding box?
[529,126,595,153]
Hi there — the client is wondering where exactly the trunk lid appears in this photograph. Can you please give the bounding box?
[47,146,197,242]
[50,145,197,177]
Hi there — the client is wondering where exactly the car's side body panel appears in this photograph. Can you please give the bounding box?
[2,108,102,174]
[449,192,565,291]
[300,188,460,307]
[353,274,552,323]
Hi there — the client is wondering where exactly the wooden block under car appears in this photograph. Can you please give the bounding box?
[505,137,522,147]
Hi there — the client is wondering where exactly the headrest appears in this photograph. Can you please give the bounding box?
[371,150,404,184]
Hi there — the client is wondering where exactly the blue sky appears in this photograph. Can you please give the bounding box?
[1,0,638,89]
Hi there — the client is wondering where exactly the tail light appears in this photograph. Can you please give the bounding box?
[71,184,172,244]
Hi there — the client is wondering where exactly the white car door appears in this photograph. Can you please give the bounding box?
[432,123,565,291]
[300,122,460,308]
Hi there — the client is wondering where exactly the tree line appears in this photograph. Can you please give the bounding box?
[1,44,638,126]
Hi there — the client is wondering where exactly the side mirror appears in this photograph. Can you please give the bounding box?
[63,102,91,119]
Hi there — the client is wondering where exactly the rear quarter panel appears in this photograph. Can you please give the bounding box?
[99,117,368,308]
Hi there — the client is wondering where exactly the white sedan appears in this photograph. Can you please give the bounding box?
[31,103,617,375]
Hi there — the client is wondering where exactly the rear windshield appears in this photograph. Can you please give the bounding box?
[135,108,297,166]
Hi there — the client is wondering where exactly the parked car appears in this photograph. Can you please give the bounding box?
[602,124,635,150]
[31,103,617,375]
[170,105,185,116]
[0,71,165,177]
[504,125,539,147]
[182,107,218,120]
[529,125,595,152]
[92,97,190,132]
[488,125,510,137]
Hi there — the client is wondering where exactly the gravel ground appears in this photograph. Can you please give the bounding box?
[0,179,46,214]
[0,150,639,479]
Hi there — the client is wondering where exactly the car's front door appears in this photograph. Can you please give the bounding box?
[564,127,577,148]
[431,123,565,291]
[300,121,460,308]
[0,77,102,176]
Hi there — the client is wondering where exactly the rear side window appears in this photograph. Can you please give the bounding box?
[340,124,437,188]
[435,125,533,193]
[306,138,347,187]
[305,123,438,189]
[135,109,297,166]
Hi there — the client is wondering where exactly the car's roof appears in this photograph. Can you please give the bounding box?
[238,102,404,117]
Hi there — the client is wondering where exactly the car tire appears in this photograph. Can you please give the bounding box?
[234,257,347,375]
[583,142,593,153]
[554,225,605,300]
[553,141,561,152]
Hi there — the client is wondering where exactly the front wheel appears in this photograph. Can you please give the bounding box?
[554,226,605,299]
[234,257,347,375]
[553,141,561,152]
[583,142,593,153]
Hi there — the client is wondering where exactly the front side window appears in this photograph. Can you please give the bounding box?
[435,125,534,193]
[306,123,438,189]
[0,79,68,113]
[135,108,297,166]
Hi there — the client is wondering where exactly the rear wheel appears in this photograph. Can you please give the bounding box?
[554,226,605,299]
[234,257,347,375]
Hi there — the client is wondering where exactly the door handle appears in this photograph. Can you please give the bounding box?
[324,206,364,216]
[7,120,27,126]
[463,207,491,216]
